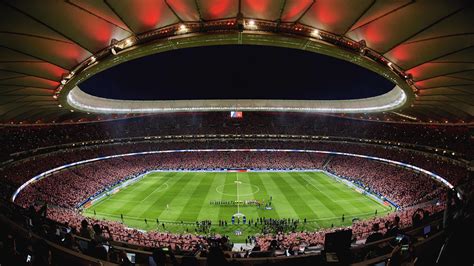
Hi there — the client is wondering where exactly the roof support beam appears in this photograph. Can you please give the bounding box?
[415,69,474,82]
[0,68,61,82]
[65,0,132,32]
[2,1,95,54]
[407,45,474,70]
[348,1,415,33]
[342,0,376,36]
[164,0,184,22]
[103,0,137,35]
[383,6,468,54]
[0,44,72,71]
[294,0,315,24]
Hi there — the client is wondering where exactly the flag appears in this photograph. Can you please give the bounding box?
[230,111,243,118]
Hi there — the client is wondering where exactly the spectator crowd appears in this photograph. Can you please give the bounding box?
[4,149,452,255]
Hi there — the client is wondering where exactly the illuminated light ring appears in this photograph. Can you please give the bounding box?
[58,32,415,114]
[11,148,455,203]
[67,85,407,114]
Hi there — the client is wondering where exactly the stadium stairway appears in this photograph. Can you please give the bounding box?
[322,155,334,170]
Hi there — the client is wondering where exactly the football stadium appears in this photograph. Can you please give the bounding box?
[0,1,473,266]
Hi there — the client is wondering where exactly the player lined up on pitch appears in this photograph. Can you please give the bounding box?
[210,200,261,206]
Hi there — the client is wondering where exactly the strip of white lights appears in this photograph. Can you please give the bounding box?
[66,85,407,114]
[11,148,455,203]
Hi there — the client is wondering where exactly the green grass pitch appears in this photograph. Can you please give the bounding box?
[83,171,392,242]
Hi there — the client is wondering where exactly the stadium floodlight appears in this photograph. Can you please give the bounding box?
[176,24,189,34]
[358,40,367,54]
[311,29,320,38]
[64,72,74,80]
[56,85,63,93]
[245,20,257,30]
[66,72,74,79]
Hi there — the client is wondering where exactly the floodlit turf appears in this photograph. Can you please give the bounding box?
[83,171,392,242]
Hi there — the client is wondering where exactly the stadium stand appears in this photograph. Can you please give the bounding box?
[2,113,471,159]
[0,115,472,265]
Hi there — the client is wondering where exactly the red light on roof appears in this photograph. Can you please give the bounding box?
[244,0,270,13]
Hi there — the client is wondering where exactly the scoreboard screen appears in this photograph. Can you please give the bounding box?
[230,111,243,118]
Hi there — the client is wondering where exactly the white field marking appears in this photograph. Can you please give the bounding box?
[300,174,334,199]
[303,182,387,207]
[90,209,391,225]
[306,211,386,222]
[87,195,109,209]
[86,173,158,209]
[89,211,193,224]
[139,183,169,203]
[215,183,260,196]
[313,219,321,228]
[236,174,240,215]
[333,197,373,203]
[106,198,142,204]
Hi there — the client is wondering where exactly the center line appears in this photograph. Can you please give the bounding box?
[236,174,240,214]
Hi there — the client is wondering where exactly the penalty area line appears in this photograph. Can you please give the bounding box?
[139,183,169,204]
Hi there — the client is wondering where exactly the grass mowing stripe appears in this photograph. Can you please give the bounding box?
[89,173,169,214]
[197,172,226,222]
[236,173,269,222]
[295,172,352,218]
[286,172,336,218]
[139,180,170,203]
[84,171,393,239]
[308,172,389,214]
[278,172,327,217]
[307,173,372,213]
[150,172,201,221]
[125,172,177,202]
[258,172,298,218]
[287,172,341,220]
[312,173,360,198]
[270,172,315,220]
[316,176,367,203]
[291,172,339,218]
[300,173,337,199]
[133,172,188,218]
[177,173,215,222]
[303,172,391,219]
[246,172,279,220]
[217,172,236,221]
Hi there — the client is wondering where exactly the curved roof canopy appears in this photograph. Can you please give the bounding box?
[0,0,472,124]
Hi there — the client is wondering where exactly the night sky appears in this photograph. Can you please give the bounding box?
[80,45,394,101]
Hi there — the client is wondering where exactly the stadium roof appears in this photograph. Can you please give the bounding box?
[0,0,472,124]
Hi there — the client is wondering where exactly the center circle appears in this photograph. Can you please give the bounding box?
[215,182,260,197]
